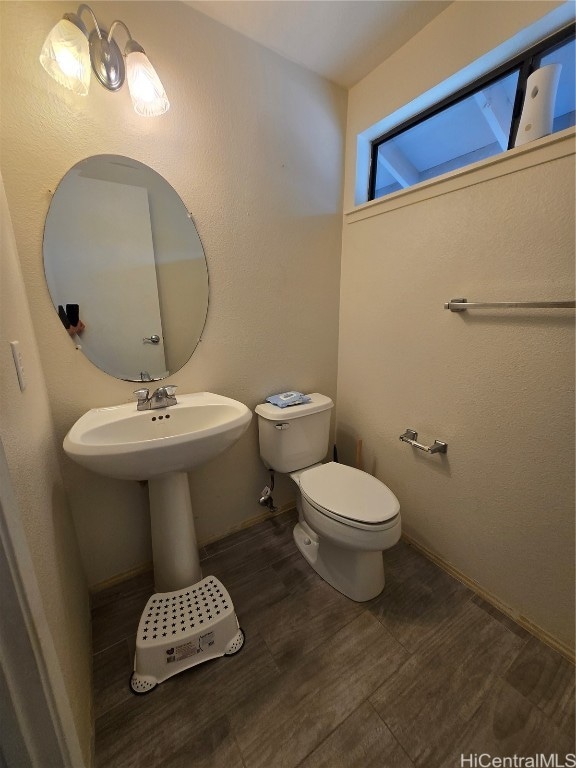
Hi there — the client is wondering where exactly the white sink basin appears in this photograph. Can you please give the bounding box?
[63,391,252,481]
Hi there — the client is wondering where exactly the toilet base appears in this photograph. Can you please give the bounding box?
[293,521,385,602]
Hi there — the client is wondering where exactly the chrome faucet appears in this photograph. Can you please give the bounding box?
[134,385,178,411]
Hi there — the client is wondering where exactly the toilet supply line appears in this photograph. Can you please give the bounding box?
[258,469,277,512]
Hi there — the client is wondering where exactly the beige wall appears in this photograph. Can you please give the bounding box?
[339,2,575,650]
[0,1,346,586]
[0,177,91,763]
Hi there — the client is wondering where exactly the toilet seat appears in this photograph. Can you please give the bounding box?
[299,462,399,531]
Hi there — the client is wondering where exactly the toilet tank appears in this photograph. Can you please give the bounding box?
[255,394,333,473]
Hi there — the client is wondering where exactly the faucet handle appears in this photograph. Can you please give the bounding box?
[163,385,177,397]
[133,388,150,401]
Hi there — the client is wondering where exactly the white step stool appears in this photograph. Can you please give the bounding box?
[130,575,244,694]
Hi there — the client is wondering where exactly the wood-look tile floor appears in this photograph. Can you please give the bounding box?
[92,509,575,768]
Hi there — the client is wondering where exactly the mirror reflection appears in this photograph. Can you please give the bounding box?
[43,155,209,381]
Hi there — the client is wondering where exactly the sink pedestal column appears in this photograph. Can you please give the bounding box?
[148,471,202,592]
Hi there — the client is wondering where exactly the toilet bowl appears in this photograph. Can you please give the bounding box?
[255,394,401,602]
[291,462,401,601]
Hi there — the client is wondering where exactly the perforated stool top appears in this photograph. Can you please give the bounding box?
[137,576,233,645]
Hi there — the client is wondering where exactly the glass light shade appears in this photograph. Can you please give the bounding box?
[39,18,90,96]
[126,51,170,117]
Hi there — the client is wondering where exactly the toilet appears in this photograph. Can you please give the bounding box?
[255,393,401,602]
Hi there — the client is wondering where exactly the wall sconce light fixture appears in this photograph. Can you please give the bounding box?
[40,4,169,117]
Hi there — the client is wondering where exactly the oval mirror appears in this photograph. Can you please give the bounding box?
[43,155,209,381]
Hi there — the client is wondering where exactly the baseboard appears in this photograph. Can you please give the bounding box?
[197,502,297,548]
[89,561,153,594]
[401,533,575,664]
[89,504,297,594]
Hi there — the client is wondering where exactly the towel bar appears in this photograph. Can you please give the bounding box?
[444,298,576,312]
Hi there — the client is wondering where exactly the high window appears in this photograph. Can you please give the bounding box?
[369,26,575,201]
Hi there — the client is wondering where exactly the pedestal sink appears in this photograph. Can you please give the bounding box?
[63,392,252,591]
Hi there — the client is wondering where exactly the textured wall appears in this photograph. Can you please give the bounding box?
[0,1,346,586]
[339,2,575,649]
[0,177,91,764]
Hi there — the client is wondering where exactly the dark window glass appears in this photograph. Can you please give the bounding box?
[374,70,519,198]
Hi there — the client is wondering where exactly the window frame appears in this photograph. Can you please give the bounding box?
[367,23,576,202]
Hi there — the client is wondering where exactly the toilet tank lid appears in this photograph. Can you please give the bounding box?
[255,393,333,421]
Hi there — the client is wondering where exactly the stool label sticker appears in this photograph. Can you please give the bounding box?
[199,631,215,651]
[166,632,215,663]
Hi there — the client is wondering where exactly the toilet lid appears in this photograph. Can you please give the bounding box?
[299,462,399,526]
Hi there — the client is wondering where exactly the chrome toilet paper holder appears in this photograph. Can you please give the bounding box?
[399,429,447,455]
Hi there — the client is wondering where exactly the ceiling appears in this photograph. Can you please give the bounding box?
[185,1,452,89]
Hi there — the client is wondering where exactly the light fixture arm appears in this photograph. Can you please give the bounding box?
[107,19,144,53]
[70,4,125,91]
[73,4,101,39]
